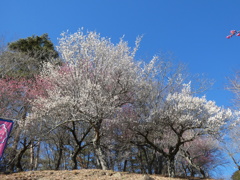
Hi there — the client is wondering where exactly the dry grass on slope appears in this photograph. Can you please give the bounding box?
[0,169,215,180]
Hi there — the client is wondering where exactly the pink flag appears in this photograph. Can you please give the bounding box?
[0,118,14,159]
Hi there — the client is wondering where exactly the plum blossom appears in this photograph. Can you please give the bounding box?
[165,82,232,133]
[226,30,240,39]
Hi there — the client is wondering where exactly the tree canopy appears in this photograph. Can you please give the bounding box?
[8,33,58,61]
[0,34,60,78]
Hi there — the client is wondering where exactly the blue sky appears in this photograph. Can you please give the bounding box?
[1,0,240,179]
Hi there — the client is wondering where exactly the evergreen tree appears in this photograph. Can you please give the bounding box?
[0,34,60,78]
[8,33,58,61]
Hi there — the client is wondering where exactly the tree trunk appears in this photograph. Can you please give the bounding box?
[15,140,30,172]
[182,149,206,178]
[123,160,128,172]
[30,142,34,170]
[55,147,63,170]
[167,156,175,177]
[86,153,90,169]
[71,147,82,170]
[93,141,108,170]
[92,123,108,170]
[141,147,154,174]
[34,141,41,170]
[200,168,206,178]
[8,127,21,172]
[9,106,29,172]
[71,153,78,170]
[15,149,26,172]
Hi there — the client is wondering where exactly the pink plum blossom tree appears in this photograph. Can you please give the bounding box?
[0,76,51,171]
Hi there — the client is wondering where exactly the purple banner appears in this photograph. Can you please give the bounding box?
[0,118,13,159]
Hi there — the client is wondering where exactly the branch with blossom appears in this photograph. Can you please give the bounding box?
[226,30,240,39]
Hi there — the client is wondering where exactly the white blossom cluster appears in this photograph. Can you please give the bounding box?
[165,82,232,134]
[29,29,154,129]
[27,29,234,140]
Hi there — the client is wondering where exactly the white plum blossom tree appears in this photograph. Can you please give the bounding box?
[28,29,155,170]
[133,82,232,177]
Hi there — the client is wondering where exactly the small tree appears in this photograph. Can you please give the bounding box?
[133,83,232,177]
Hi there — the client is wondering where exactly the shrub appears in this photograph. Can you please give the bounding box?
[232,170,240,180]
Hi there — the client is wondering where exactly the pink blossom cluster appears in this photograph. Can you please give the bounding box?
[0,76,52,117]
[226,30,240,39]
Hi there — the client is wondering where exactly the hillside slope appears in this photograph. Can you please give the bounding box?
[0,169,215,180]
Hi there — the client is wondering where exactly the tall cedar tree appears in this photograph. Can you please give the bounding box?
[3,34,59,78]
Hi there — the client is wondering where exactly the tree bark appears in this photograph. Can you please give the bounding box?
[167,156,175,177]
[123,160,128,172]
[55,147,63,170]
[92,122,109,170]
[182,149,206,178]
[34,141,41,170]
[30,142,34,170]
[68,121,91,170]
[15,139,31,172]
[71,147,82,170]
[8,127,21,172]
